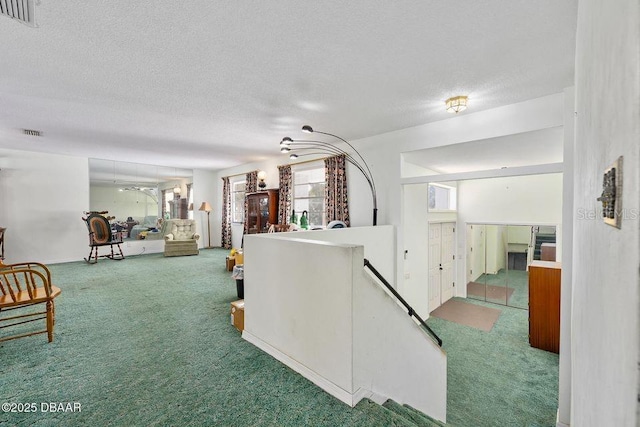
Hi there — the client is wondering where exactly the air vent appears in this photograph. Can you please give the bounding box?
[22,129,41,137]
[0,0,36,27]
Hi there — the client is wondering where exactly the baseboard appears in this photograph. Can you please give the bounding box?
[359,390,388,405]
[242,330,367,407]
[556,409,570,427]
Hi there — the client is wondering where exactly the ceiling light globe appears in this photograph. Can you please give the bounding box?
[280,146,291,153]
[289,154,299,159]
[301,125,313,134]
[445,95,468,114]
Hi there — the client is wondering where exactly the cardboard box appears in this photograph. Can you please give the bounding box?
[226,256,235,271]
[230,300,245,332]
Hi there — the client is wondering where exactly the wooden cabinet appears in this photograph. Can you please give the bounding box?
[529,261,561,353]
[169,198,188,219]
[246,190,278,234]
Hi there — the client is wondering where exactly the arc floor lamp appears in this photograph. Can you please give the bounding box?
[280,125,378,226]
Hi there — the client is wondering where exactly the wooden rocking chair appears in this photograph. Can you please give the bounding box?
[82,211,125,264]
[0,262,61,343]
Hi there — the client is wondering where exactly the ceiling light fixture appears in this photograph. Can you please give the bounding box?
[445,95,468,114]
[280,125,378,225]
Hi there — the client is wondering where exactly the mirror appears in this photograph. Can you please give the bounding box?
[466,223,557,309]
[89,159,193,240]
[466,224,487,302]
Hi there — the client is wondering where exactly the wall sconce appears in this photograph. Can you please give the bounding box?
[445,95,468,114]
[257,170,267,189]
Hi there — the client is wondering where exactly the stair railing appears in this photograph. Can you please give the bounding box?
[363,258,442,347]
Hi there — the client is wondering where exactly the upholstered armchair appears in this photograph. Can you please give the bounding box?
[164,219,200,257]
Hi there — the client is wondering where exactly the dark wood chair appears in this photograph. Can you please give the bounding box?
[0,262,61,343]
[0,227,5,262]
[82,211,125,264]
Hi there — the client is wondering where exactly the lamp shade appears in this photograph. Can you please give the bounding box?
[257,170,267,181]
[199,202,212,212]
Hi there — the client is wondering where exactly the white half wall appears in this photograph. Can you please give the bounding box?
[277,225,396,285]
[244,237,356,395]
[571,0,639,424]
[243,232,447,422]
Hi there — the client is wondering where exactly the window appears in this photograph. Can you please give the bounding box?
[231,180,246,223]
[428,183,457,211]
[293,164,326,228]
[187,183,194,220]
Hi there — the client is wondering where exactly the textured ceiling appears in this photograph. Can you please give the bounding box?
[0,1,578,171]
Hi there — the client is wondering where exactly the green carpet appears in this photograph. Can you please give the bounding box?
[427,297,559,426]
[472,269,529,309]
[0,249,558,426]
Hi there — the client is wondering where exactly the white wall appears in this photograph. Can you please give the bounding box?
[571,0,639,425]
[0,149,88,264]
[0,147,219,262]
[558,85,575,427]
[456,174,563,294]
[192,169,217,248]
[401,184,430,317]
[485,225,506,275]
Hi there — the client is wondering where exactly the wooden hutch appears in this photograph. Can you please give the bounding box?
[246,189,279,234]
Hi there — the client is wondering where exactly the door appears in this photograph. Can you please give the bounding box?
[428,223,441,312]
[428,222,456,312]
[440,223,455,303]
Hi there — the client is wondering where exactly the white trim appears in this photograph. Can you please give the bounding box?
[242,329,369,407]
[401,162,563,185]
[556,409,570,427]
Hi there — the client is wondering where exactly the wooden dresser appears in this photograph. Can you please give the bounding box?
[529,260,561,353]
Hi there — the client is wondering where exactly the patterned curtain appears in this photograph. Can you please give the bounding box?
[243,171,258,235]
[278,165,292,224]
[161,190,167,219]
[325,155,350,226]
[221,177,232,249]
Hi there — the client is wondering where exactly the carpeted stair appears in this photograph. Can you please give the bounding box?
[382,399,448,426]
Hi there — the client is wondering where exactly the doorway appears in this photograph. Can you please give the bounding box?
[428,222,456,312]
